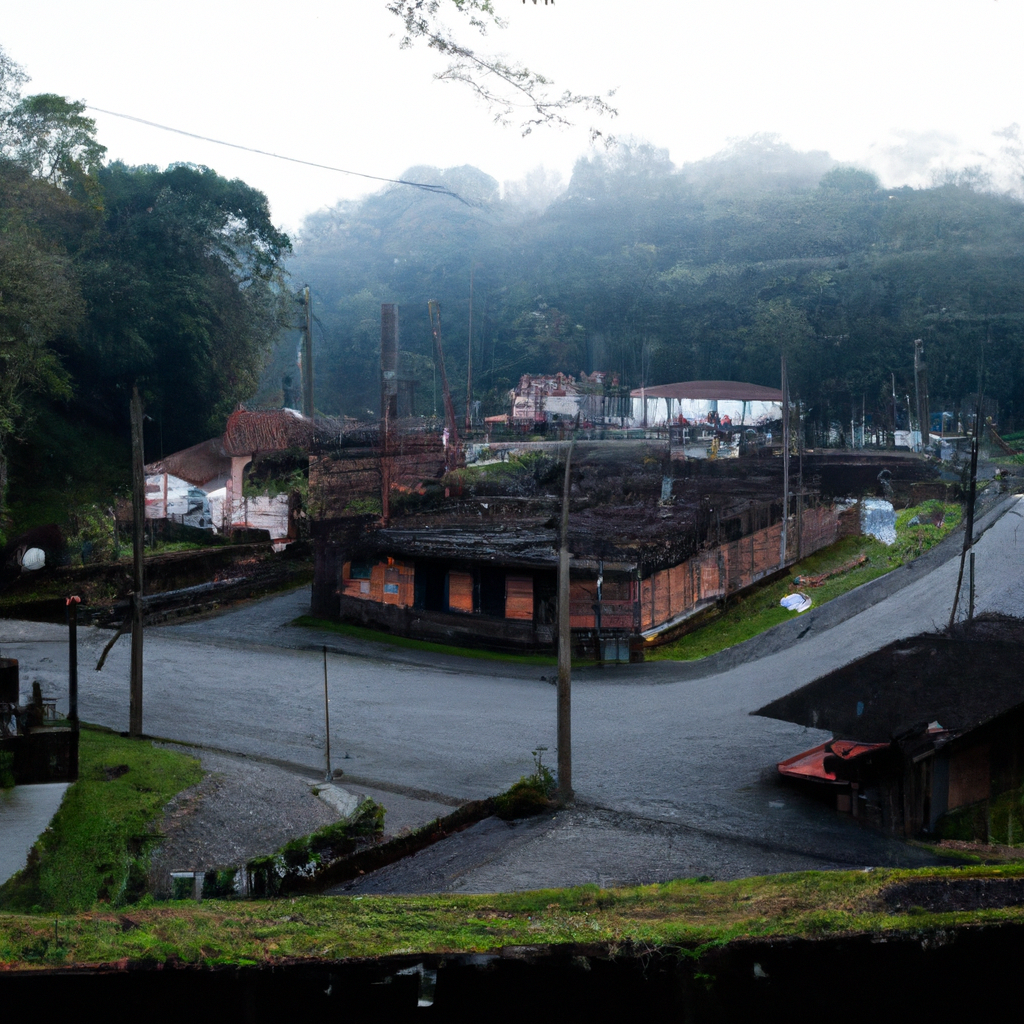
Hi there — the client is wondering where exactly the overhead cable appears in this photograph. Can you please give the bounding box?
[86,106,470,205]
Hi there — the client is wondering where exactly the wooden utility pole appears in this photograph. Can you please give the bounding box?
[323,646,332,782]
[466,265,474,432]
[303,285,314,419]
[779,355,790,568]
[129,386,145,738]
[66,595,81,780]
[557,428,578,805]
[948,392,983,630]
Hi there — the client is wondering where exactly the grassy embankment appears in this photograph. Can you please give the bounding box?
[0,727,202,914]
[2,724,1024,970]
[646,499,963,662]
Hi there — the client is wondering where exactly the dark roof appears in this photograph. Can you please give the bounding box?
[630,380,783,402]
[755,617,1024,742]
[145,437,230,487]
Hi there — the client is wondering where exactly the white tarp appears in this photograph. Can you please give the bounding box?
[630,396,781,428]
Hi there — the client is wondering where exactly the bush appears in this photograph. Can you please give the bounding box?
[494,750,557,820]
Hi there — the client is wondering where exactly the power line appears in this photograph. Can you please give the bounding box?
[86,105,471,205]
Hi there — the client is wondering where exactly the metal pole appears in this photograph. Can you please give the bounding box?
[323,645,332,782]
[129,386,145,738]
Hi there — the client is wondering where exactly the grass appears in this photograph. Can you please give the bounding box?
[291,616,557,666]
[3,862,1024,968]
[647,500,963,662]
[0,727,202,914]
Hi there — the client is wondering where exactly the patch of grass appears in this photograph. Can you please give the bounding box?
[4,863,1024,967]
[291,616,557,666]
[0,726,203,914]
[648,500,963,663]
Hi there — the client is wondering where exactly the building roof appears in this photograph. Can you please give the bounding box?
[756,617,1024,743]
[145,437,230,487]
[222,408,313,456]
[630,380,783,402]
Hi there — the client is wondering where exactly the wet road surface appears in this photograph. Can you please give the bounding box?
[2,494,1021,890]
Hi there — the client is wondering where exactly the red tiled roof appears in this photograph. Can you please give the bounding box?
[630,380,784,401]
[222,409,313,456]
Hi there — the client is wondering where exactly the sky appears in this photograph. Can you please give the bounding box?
[4,1,1023,233]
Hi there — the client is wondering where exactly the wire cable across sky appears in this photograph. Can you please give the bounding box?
[86,105,471,205]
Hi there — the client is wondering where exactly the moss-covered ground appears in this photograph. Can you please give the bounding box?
[3,863,1024,968]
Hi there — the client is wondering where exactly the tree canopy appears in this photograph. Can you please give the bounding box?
[0,44,291,537]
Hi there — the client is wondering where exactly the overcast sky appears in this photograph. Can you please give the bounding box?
[4,1,1023,232]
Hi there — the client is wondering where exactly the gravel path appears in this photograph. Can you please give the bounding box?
[146,747,460,897]
[147,748,340,896]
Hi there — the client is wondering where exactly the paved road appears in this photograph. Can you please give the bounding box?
[2,493,1021,888]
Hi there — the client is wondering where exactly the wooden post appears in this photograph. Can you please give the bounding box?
[303,286,314,419]
[66,595,80,781]
[779,355,789,567]
[557,431,578,805]
[129,386,145,738]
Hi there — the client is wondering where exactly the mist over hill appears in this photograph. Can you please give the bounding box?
[273,136,1024,434]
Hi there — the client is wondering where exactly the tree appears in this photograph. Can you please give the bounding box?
[0,163,83,532]
[4,94,106,191]
[387,0,616,138]
[71,162,292,454]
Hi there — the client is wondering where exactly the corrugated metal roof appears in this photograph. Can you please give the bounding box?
[629,380,783,401]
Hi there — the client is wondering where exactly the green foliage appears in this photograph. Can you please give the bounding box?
[0,728,202,913]
[343,497,383,516]
[937,784,1024,846]
[246,799,385,897]
[0,750,14,789]
[494,749,557,819]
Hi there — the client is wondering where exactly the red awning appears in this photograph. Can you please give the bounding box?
[778,739,887,785]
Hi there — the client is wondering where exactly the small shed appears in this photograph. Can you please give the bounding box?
[759,616,1024,836]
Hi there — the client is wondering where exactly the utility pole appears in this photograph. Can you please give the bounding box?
[891,372,898,448]
[779,354,790,568]
[303,285,314,420]
[556,426,578,805]
[913,338,924,452]
[66,595,80,780]
[949,391,983,630]
[323,646,332,782]
[129,386,145,738]
[466,265,474,433]
[380,304,399,527]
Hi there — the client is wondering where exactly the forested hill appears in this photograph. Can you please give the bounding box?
[280,139,1024,433]
[0,51,291,535]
